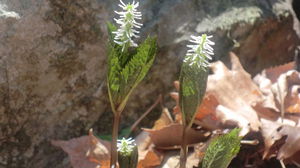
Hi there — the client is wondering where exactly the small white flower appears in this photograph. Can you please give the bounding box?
[113,0,142,51]
[117,137,136,156]
[184,34,215,70]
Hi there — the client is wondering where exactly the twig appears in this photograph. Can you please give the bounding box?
[277,83,285,123]
[241,139,259,145]
[130,94,162,132]
[279,159,286,168]
[292,159,300,167]
[294,46,300,71]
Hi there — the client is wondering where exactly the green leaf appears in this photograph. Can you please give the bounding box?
[97,134,112,141]
[116,36,157,112]
[107,22,117,44]
[179,62,209,127]
[119,127,131,138]
[96,127,132,141]
[107,22,157,113]
[201,128,242,168]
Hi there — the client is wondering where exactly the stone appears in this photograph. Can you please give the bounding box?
[0,0,299,167]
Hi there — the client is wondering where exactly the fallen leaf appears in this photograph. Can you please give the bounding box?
[195,93,219,121]
[215,105,250,136]
[134,131,164,168]
[138,149,163,168]
[206,52,262,133]
[261,119,300,160]
[135,131,152,160]
[282,71,300,113]
[255,65,300,114]
[152,108,174,130]
[264,62,295,83]
[158,150,199,168]
[51,129,111,168]
[144,123,209,149]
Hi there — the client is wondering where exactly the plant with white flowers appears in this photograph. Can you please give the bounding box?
[179,34,215,168]
[106,0,157,167]
[113,0,142,51]
[117,137,136,156]
[184,35,215,70]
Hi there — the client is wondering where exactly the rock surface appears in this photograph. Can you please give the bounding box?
[0,0,299,167]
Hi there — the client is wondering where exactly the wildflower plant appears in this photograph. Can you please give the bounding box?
[179,34,214,168]
[117,137,136,156]
[107,0,157,167]
[113,0,142,51]
[180,34,214,127]
[117,137,138,168]
[200,128,242,168]
[184,35,214,70]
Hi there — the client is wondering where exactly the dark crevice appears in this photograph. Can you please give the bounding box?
[292,0,300,21]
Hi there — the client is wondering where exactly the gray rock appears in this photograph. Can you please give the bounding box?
[0,0,299,167]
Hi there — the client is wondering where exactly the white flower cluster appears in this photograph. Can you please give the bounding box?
[117,137,136,156]
[184,34,215,70]
[113,0,142,51]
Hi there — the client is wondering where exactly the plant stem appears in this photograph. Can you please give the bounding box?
[179,126,188,168]
[110,113,121,168]
[280,159,286,168]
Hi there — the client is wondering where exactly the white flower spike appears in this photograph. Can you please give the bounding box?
[117,137,136,156]
[184,34,215,70]
[113,0,142,51]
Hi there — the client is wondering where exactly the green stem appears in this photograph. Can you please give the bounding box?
[110,113,121,168]
[180,126,189,168]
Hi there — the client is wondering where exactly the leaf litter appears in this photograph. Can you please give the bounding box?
[52,52,300,167]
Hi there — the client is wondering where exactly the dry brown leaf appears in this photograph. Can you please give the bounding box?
[206,52,262,133]
[135,131,152,160]
[134,131,164,168]
[170,82,182,123]
[152,108,174,130]
[158,150,199,168]
[51,129,110,168]
[264,62,295,83]
[255,64,300,114]
[215,105,251,135]
[195,94,219,120]
[282,71,300,113]
[144,123,208,149]
[137,149,163,168]
[261,119,300,160]
[253,73,279,112]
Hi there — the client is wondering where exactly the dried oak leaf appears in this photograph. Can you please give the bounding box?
[137,149,163,168]
[51,129,111,168]
[261,119,300,160]
[135,108,175,167]
[144,123,208,149]
[254,62,300,114]
[207,52,262,134]
[135,130,164,168]
[158,150,200,168]
[264,62,295,83]
[152,107,174,130]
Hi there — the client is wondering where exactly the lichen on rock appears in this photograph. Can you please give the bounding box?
[0,0,299,167]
